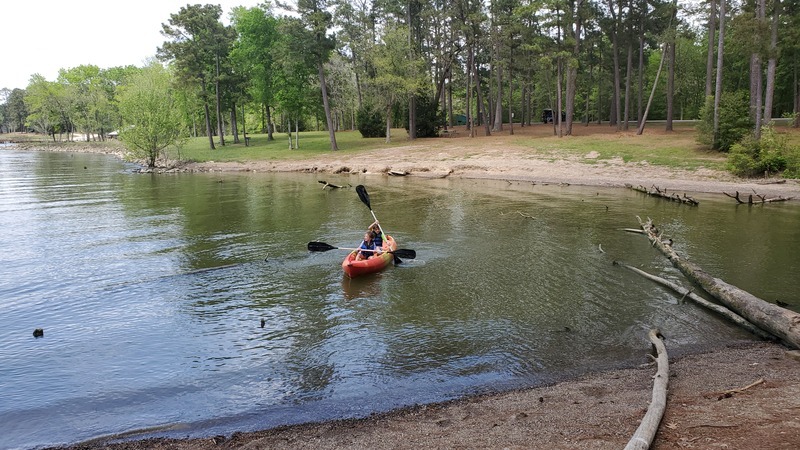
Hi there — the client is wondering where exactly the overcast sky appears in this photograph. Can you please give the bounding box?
[1,1,265,91]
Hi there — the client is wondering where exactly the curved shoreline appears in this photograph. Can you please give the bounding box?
[7,138,800,200]
[54,342,800,450]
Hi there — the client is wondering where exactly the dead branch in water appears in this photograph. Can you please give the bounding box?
[722,190,793,204]
[636,216,800,350]
[627,184,699,206]
[615,262,775,341]
[318,180,349,189]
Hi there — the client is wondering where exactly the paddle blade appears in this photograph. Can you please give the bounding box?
[356,185,371,209]
[308,241,337,252]
[391,249,416,259]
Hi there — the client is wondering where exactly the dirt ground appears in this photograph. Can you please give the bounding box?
[14,127,800,449]
[180,124,800,200]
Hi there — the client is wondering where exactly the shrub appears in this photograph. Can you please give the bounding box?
[357,107,386,138]
[727,125,799,178]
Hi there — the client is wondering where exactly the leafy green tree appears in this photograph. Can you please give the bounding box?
[231,4,279,140]
[57,65,119,141]
[159,4,229,150]
[0,88,10,133]
[5,88,28,132]
[24,75,61,139]
[118,62,186,168]
[370,23,426,142]
[296,0,339,150]
[272,17,318,148]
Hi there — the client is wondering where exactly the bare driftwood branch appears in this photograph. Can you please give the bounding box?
[637,217,800,350]
[722,190,793,204]
[318,180,348,189]
[624,329,669,450]
[615,262,775,341]
[626,184,699,206]
[703,378,765,400]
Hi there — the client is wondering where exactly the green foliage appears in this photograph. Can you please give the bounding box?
[696,91,753,152]
[357,107,385,138]
[404,95,444,138]
[727,126,800,178]
[118,63,186,168]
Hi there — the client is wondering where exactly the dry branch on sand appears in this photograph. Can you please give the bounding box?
[624,329,669,450]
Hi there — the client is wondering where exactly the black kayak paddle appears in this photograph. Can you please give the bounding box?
[307,241,416,259]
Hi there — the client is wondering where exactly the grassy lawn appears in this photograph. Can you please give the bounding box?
[166,129,413,163]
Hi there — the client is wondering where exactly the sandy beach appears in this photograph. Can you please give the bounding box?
[9,127,800,449]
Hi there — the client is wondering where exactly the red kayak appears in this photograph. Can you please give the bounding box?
[341,236,397,278]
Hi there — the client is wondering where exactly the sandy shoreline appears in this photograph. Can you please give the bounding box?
[7,135,800,449]
[54,343,800,450]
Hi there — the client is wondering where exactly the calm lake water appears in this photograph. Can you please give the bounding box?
[1,149,798,449]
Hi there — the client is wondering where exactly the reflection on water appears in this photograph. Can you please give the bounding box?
[0,149,798,449]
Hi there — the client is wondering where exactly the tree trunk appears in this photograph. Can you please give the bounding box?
[763,0,779,123]
[608,0,622,129]
[638,217,800,350]
[566,1,582,135]
[467,45,474,137]
[317,62,338,150]
[476,54,491,137]
[638,32,645,125]
[508,64,514,135]
[202,80,215,150]
[666,39,676,131]
[241,103,247,144]
[556,58,563,138]
[705,0,716,99]
[385,104,392,144]
[713,0,726,148]
[624,41,633,130]
[215,54,225,146]
[448,68,454,128]
[637,43,667,135]
[493,62,503,131]
[231,104,240,144]
[266,105,274,141]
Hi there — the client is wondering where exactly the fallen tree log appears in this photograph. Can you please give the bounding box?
[637,217,800,350]
[624,329,669,450]
[722,190,793,204]
[615,262,775,341]
[318,180,349,189]
[627,184,699,206]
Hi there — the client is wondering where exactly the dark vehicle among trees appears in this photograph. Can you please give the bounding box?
[541,109,566,123]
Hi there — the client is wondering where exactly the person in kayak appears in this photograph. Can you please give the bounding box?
[356,231,378,261]
[369,220,384,248]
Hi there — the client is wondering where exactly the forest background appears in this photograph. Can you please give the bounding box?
[1,0,800,175]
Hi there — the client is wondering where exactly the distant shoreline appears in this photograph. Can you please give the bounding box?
[6,134,800,201]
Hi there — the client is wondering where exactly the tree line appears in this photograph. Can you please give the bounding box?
[1,0,799,155]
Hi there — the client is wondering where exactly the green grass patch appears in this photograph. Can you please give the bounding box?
[166,129,411,163]
[511,131,728,171]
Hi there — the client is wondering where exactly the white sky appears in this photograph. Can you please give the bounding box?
[0,1,266,91]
